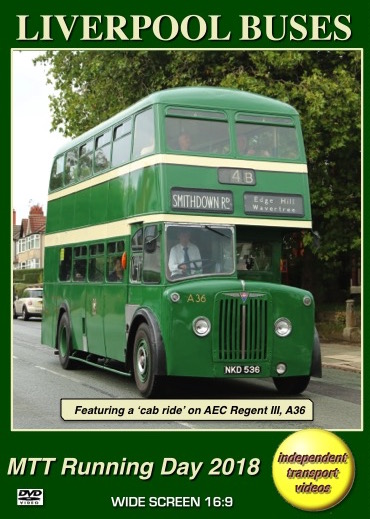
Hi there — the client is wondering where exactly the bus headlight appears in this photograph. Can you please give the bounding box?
[274,318,292,337]
[193,317,211,337]
[303,295,312,306]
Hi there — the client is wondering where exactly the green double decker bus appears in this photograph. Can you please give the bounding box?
[42,86,321,397]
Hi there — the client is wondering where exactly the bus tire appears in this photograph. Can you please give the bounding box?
[57,313,75,370]
[133,323,162,398]
[273,375,310,395]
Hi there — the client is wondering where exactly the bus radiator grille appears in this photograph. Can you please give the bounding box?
[217,296,268,362]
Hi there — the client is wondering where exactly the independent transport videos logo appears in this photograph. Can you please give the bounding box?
[17,489,44,506]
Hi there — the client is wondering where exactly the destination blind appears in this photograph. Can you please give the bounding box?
[244,193,304,217]
[171,188,233,213]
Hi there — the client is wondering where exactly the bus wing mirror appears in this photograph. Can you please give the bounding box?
[144,238,156,253]
[144,232,160,253]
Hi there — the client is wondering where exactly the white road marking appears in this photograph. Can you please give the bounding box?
[35,365,80,383]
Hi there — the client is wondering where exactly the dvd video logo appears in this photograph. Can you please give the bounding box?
[17,489,43,506]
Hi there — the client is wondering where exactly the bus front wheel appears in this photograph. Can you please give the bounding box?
[57,313,75,370]
[133,323,161,398]
[273,375,310,395]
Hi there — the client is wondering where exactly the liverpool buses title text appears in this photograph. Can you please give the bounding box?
[17,14,351,42]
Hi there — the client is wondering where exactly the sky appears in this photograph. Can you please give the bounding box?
[12,50,68,222]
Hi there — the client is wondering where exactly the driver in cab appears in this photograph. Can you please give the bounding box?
[168,229,202,278]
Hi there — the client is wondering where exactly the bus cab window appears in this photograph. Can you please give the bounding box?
[131,229,143,251]
[237,242,272,271]
[131,255,143,283]
[166,224,234,281]
[130,255,142,282]
[130,229,143,282]
[143,225,161,283]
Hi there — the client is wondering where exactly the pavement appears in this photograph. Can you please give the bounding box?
[320,341,361,373]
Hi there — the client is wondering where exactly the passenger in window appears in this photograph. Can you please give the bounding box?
[74,260,86,281]
[109,257,123,281]
[168,230,202,278]
[177,132,192,151]
[237,134,256,156]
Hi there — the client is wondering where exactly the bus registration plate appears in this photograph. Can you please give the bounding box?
[224,365,261,375]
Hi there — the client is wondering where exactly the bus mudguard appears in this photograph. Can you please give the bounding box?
[128,308,167,376]
[54,301,72,348]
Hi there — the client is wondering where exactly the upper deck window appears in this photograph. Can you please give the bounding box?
[112,119,132,167]
[235,114,299,160]
[167,108,227,120]
[78,139,93,180]
[94,129,112,174]
[237,114,293,125]
[132,108,155,159]
[165,107,230,156]
[65,148,78,185]
[50,155,64,191]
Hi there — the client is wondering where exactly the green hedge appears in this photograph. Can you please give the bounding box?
[13,283,28,298]
[13,268,43,284]
[13,269,43,298]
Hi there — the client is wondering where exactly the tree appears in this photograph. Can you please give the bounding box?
[35,50,361,301]
[219,51,361,300]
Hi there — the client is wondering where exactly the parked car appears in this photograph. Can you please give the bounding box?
[13,287,43,320]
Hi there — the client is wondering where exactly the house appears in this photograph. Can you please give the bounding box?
[12,210,21,269]
[14,205,46,269]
